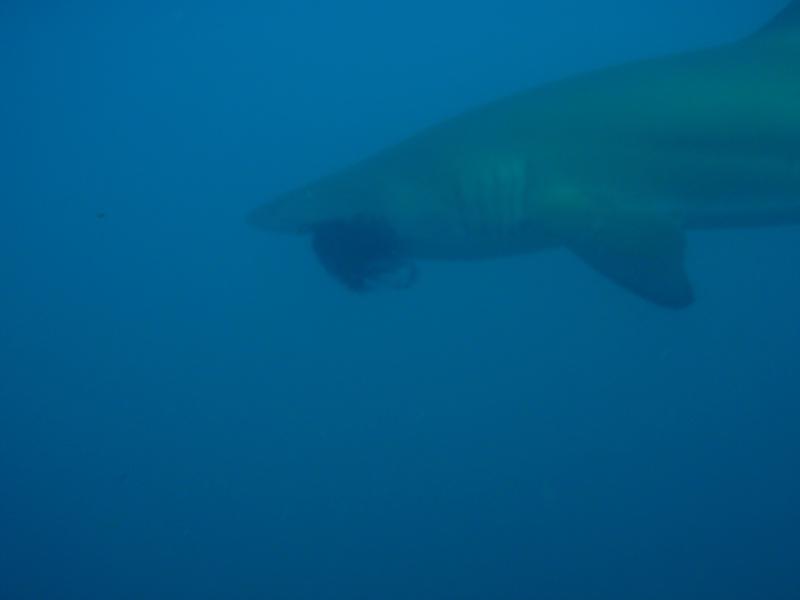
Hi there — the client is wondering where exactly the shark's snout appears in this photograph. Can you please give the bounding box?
[246,201,285,232]
[246,188,319,234]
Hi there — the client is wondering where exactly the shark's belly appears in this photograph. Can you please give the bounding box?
[649,146,800,229]
[676,193,800,229]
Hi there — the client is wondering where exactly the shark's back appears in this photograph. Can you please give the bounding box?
[757,0,800,40]
[402,0,800,230]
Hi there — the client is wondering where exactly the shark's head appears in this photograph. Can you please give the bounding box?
[247,171,418,291]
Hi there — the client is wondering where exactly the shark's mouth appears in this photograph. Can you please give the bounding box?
[312,217,417,291]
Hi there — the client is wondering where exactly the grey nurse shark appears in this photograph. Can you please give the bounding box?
[248,1,800,308]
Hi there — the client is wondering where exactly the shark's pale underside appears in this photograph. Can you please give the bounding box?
[248,1,800,308]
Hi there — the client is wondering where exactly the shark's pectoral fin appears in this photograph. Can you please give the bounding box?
[563,211,694,308]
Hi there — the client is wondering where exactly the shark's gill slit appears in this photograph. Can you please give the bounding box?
[312,217,417,292]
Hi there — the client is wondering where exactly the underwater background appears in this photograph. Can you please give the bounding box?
[2,0,799,598]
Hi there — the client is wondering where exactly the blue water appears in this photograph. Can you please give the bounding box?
[2,1,799,598]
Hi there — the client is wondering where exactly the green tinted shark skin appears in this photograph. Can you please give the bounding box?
[249,1,800,307]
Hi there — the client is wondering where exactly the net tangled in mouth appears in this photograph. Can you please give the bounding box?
[312,217,417,291]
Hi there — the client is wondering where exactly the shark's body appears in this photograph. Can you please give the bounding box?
[249,2,800,307]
